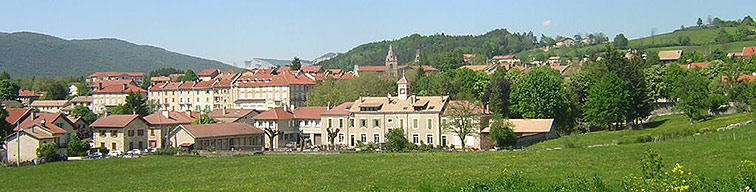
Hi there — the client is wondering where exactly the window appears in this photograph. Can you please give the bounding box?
[150,129,155,136]
[128,130,135,137]
[129,142,134,150]
[441,135,447,146]
[360,134,367,143]
[387,118,393,123]
[442,118,448,126]
[100,130,106,137]
[412,134,419,144]
[427,119,433,129]
[327,119,333,128]
[374,133,380,143]
[412,119,419,129]
[111,130,118,138]
[427,134,434,144]
[339,119,344,128]
[350,135,355,147]
[373,119,380,128]
[349,119,355,127]
[138,141,143,149]
[112,142,117,150]
[149,140,156,148]
[137,129,144,136]
[399,119,405,128]
[360,119,367,128]
[338,133,344,143]
[100,142,105,148]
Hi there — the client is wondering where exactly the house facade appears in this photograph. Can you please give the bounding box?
[252,107,298,149]
[87,72,145,85]
[91,83,147,113]
[166,123,265,151]
[143,111,198,148]
[91,115,151,152]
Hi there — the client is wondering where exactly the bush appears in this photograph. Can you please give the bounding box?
[155,147,180,155]
[356,141,379,152]
[635,134,653,143]
[67,134,90,156]
[489,118,517,149]
[386,128,408,152]
[90,147,109,155]
[622,150,701,191]
[36,143,61,163]
[740,160,756,190]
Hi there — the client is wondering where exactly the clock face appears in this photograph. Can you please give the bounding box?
[400,89,406,94]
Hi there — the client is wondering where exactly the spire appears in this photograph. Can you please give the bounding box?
[397,73,410,101]
[385,44,399,76]
[386,45,396,62]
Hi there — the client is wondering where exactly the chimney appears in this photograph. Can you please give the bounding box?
[161,110,169,118]
[123,84,128,91]
[185,110,191,117]
[327,102,331,111]
[98,82,103,90]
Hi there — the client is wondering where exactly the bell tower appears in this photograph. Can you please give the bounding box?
[397,74,410,101]
[386,45,398,77]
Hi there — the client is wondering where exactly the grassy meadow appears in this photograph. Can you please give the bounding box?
[1,113,755,191]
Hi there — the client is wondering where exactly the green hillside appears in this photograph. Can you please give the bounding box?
[0,32,235,78]
[318,29,539,70]
[0,113,754,191]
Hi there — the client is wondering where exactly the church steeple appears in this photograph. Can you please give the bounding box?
[385,45,398,76]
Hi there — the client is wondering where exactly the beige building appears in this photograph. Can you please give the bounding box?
[17,90,41,106]
[232,69,315,109]
[30,100,70,113]
[149,81,217,112]
[166,123,264,151]
[658,50,683,64]
[252,107,298,149]
[207,108,258,124]
[91,115,150,152]
[91,83,147,113]
[87,72,145,85]
[6,113,75,164]
[293,107,328,146]
[143,111,199,148]
[319,102,354,145]
[480,119,559,149]
[69,96,93,110]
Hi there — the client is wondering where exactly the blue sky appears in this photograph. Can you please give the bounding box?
[1,0,753,65]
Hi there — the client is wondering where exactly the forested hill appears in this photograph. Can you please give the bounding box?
[318,29,538,70]
[0,32,235,78]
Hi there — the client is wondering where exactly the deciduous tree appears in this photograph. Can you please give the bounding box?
[442,101,485,151]
[584,73,630,130]
[191,114,216,124]
[509,67,575,132]
[0,79,20,101]
[488,117,517,149]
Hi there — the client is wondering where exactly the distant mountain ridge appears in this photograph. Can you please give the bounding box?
[237,52,340,69]
[0,31,236,78]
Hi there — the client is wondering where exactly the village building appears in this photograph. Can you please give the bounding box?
[16,90,41,106]
[143,111,199,148]
[680,62,709,69]
[728,47,755,58]
[90,115,151,152]
[293,107,328,146]
[555,38,576,48]
[69,116,91,140]
[69,96,93,110]
[658,50,683,64]
[197,69,220,81]
[166,122,264,151]
[150,76,172,85]
[354,45,439,77]
[252,107,298,149]
[459,63,503,75]
[491,55,520,63]
[87,72,145,85]
[91,83,147,113]
[480,119,559,149]
[5,112,76,164]
[319,102,354,145]
[207,108,258,124]
[232,69,315,109]
[5,108,33,128]
[30,100,70,113]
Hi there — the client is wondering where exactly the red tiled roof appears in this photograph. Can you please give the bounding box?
[492,55,515,60]
[150,76,171,82]
[212,79,234,88]
[198,69,219,76]
[721,75,756,84]
[6,108,32,125]
[744,47,756,57]
[328,69,343,74]
[358,66,387,72]
[253,107,294,120]
[17,90,40,97]
[234,73,316,86]
[90,115,141,128]
[322,102,354,116]
[144,111,198,125]
[194,80,215,89]
[89,80,136,88]
[463,54,476,59]
[92,84,147,94]
[293,107,328,119]
[178,81,195,90]
[459,65,488,71]
[396,65,439,71]
[208,108,257,118]
[88,72,144,78]
[681,62,709,69]
[397,76,408,84]
[181,122,263,139]
[301,66,323,73]
[17,113,72,134]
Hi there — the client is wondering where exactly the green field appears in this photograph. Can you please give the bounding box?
[1,114,755,191]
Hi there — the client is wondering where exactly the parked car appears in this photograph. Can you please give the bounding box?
[130,149,141,156]
[107,151,122,157]
[88,152,102,159]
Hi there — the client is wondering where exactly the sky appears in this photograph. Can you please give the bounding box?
[1,0,753,65]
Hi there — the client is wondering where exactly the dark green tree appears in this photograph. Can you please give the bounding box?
[178,69,198,82]
[584,73,631,130]
[715,28,732,44]
[697,18,703,27]
[672,71,710,124]
[0,71,10,80]
[0,79,21,101]
[428,52,464,71]
[291,57,302,70]
[484,68,511,117]
[67,133,90,156]
[112,92,150,116]
[36,143,61,162]
[386,128,408,152]
[613,33,629,49]
[509,67,575,132]
[40,81,68,100]
[488,117,517,149]
[0,108,13,141]
[72,105,97,124]
[191,113,217,124]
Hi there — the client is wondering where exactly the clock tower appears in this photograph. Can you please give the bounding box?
[397,74,410,101]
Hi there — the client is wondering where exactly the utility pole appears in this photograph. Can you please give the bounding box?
[16,123,20,166]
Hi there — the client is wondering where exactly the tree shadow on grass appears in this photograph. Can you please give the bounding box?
[643,119,668,129]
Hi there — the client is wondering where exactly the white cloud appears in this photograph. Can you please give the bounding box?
[542,20,553,27]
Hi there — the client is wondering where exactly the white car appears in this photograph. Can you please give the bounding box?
[107,151,122,157]
[131,149,141,155]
